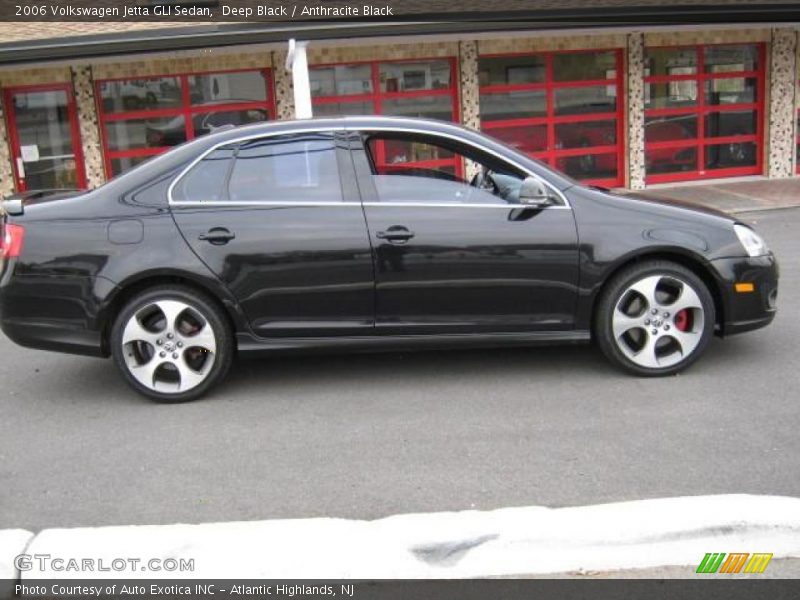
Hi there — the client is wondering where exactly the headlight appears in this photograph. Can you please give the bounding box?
[734,224,769,257]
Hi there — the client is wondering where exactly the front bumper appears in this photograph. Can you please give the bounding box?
[711,253,778,336]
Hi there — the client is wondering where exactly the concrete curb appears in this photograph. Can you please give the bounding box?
[11,494,800,579]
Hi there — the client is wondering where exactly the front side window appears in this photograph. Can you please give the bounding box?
[364,132,542,206]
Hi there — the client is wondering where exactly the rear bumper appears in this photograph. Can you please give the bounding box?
[0,319,105,357]
[711,253,778,336]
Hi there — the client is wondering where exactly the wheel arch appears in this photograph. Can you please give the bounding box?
[590,249,725,336]
[98,271,245,356]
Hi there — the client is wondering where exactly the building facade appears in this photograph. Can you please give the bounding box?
[0,22,798,197]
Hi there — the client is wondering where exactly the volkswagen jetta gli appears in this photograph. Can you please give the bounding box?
[0,117,778,402]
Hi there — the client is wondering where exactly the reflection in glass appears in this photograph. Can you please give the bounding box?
[192,109,268,137]
[555,120,617,150]
[479,90,546,121]
[704,77,757,105]
[646,145,697,174]
[379,60,451,92]
[310,64,373,97]
[554,86,616,115]
[704,45,759,73]
[552,51,616,82]
[478,55,546,86]
[313,101,375,117]
[189,71,267,104]
[645,47,698,77]
[11,89,80,189]
[484,123,548,154]
[111,156,152,177]
[381,96,453,121]
[705,141,757,169]
[558,152,617,180]
[99,77,182,113]
[704,111,757,138]
[107,116,186,151]
[646,80,698,109]
[645,115,698,142]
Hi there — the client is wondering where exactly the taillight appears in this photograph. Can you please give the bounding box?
[0,223,25,259]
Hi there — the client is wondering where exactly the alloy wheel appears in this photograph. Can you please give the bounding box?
[121,299,217,393]
[611,274,705,369]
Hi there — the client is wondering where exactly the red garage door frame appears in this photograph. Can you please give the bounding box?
[95,68,276,177]
[478,48,626,188]
[644,43,766,185]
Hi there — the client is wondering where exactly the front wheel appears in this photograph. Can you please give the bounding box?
[595,261,715,376]
[111,285,233,402]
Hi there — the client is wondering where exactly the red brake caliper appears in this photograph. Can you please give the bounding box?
[674,309,692,332]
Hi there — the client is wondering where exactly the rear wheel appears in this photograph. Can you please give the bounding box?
[595,261,715,376]
[111,285,233,402]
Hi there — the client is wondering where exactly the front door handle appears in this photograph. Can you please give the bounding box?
[198,227,235,245]
[376,225,415,243]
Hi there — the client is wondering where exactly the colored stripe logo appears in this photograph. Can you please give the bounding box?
[696,553,773,574]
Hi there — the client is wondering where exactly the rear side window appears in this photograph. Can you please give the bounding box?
[227,133,343,203]
[171,147,235,202]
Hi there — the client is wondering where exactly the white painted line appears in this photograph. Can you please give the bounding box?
[18,494,800,579]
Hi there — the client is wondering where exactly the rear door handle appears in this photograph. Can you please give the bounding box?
[198,227,235,245]
[376,226,415,243]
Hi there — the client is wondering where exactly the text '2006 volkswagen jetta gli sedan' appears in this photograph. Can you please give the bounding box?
[0,117,778,402]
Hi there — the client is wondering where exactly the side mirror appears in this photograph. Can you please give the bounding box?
[519,176,555,208]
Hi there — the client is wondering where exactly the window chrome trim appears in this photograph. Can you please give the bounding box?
[167,124,571,209]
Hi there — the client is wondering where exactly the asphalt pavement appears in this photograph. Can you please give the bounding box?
[1,207,798,532]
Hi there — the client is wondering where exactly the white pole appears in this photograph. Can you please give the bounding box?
[286,39,312,119]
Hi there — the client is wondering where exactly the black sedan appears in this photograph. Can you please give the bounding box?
[0,117,778,402]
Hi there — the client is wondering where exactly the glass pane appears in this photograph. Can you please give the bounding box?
[483,123,548,153]
[310,64,373,97]
[188,71,268,104]
[380,60,452,92]
[645,115,698,142]
[552,51,617,82]
[313,101,375,117]
[479,90,546,121]
[478,55,546,86]
[227,134,342,203]
[704,45,758,73]
[381,96,454,121]
[554,86,616,116]
[646,145,697,174]
[646,80,698,109]
[172,147,235,202]
[557,152,617,180]
[555,120,617,150]
[368,138,455,173]
[12,90,72,156]
[704,110,757,138]
[705,77,757,105]
[111,156,152,177]
[705,141,757,169]
[106,116,186,151]
[645,47,698,77]
[11,90,79,189]
[98,77,182,113]
[191,108,268,137]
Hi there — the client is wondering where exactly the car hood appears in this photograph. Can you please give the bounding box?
[604,187,736,222]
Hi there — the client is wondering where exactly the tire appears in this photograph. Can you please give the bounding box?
[594,260,715,376]
[110,285,233,402]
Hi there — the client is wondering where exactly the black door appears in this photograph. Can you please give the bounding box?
[351,130,580,335]
[170,131,375,337]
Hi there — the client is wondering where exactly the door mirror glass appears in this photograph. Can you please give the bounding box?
[519,176,555,207]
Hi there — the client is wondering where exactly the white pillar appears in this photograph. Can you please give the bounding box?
[286,39,312,119]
